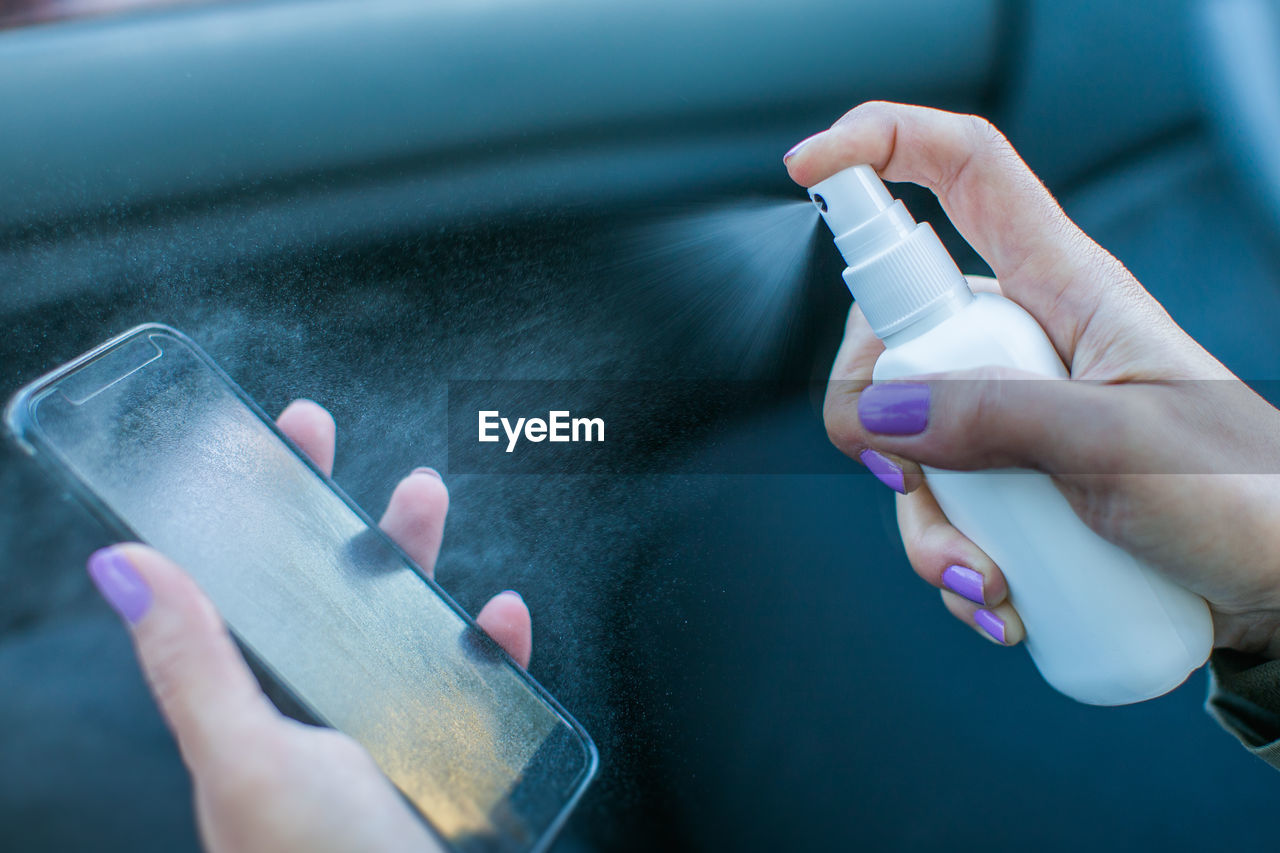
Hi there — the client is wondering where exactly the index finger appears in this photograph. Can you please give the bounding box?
[787,101,1122,362]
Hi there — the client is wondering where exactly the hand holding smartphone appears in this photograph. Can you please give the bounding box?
[5,324,596,853]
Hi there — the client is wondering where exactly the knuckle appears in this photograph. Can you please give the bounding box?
[839,99,894,126]
[912,522,955,570]
[958,114,1023,187]
[832,101,903,153]
[823,386,868,454]
[965,113,1008,150]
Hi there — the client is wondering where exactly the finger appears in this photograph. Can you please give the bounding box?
[941,589,1025,646]
[277,399,336,477]
[895,484,1008,606]
[475,591,531,669]
[853,367,1142,476]
[87,543,279,771]
[786,101,1129,360]
[378,468,449,577]
[824,301,925,493]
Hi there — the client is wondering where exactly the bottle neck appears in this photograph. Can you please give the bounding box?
[879,286,975,348]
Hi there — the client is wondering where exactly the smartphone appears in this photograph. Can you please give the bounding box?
[4,323,597,852]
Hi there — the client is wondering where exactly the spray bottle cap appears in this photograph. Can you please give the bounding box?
[810,165,970,339]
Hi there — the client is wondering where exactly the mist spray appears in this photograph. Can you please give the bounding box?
[810,165,1212,705]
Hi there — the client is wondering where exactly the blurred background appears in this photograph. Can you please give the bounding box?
[3,0,1280,850]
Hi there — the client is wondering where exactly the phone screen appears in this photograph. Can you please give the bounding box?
[7,325,596,852]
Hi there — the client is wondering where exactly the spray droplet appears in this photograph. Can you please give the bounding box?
[615,199,821,378]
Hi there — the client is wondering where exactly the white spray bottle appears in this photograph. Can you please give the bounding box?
[810,165,1213,705]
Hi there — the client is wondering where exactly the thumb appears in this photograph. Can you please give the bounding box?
[848,368,1142,475]
[87,543,279,771]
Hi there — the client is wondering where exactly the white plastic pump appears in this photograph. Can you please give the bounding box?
[811,165,1213,705]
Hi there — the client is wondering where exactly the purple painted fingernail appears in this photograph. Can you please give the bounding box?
[942,565,985,605]
[974,609,1006,644]
[413,467,441,479]
[859,448,905,494]
[783,134,817,162]
[858,383,930,435]
[87,547,152,625]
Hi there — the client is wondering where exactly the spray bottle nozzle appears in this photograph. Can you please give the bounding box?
[809,165,900,242]
[811,164,970,339]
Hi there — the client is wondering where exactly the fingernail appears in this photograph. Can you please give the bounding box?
[859,448,905,494]
[783,134,818,162]
[413,467,441,479]
[858,383,930,435]
[974,609,1006,644]
[501,589,523,602]
[942,564,985,605]
[87,546,152,625]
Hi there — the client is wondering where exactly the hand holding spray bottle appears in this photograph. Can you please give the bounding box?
[811,165,1213,705]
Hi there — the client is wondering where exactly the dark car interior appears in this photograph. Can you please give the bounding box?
[3,0,1280,850]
